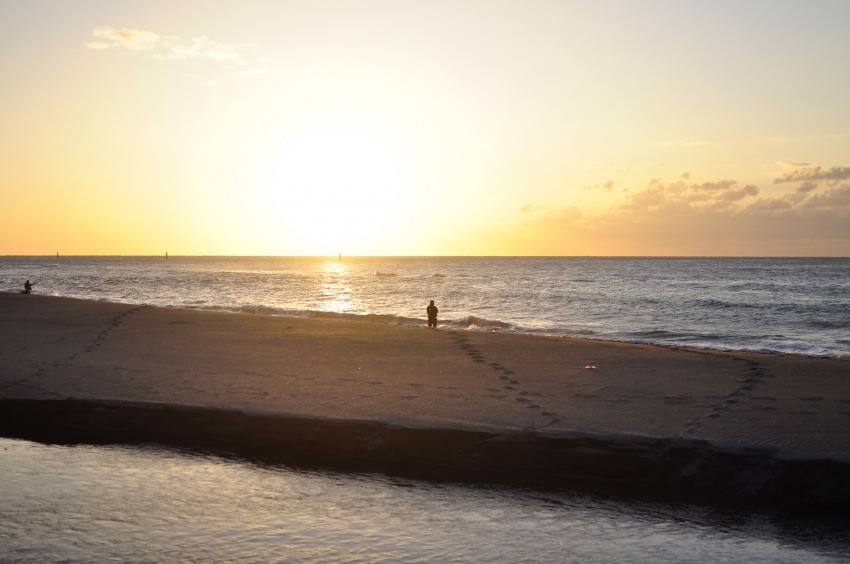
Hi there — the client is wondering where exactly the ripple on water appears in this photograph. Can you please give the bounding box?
[0,438,848,562]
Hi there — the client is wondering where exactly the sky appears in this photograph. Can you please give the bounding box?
[2,0,850,256]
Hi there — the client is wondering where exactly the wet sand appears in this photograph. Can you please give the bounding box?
[2,292,849,510]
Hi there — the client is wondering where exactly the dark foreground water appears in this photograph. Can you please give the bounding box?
[1,438,848,563]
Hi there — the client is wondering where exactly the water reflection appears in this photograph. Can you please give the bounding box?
[1,438,848,563]
[317,260,355,313]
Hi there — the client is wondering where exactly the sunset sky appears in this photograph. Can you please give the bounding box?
[2,0,849,256]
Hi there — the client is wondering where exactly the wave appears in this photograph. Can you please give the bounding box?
[446,316,514,331]
[38,291,850,360]
[374,271,397,277]
[806,318,849,330]
[693,298,762,310]
[207,304,425,327]
[194,303,518,332]
[613,330,850,360]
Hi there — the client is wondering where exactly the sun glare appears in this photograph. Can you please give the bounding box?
[267,112,415,254]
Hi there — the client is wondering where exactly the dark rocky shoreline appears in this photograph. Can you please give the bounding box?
[2,398,848,513]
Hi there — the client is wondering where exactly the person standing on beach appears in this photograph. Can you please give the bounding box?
[427,300,438,328]
[22,280,34,294]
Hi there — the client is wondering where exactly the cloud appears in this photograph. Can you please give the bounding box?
[803,186,850,211]
[583,180,614,192]
[159,36,240,61]
[520,202,548,213]
[483,164,850,256]
[619,178,760,212]
[774,165,850,185]
[89,27,160,51]
[796,181,818,194]
[87,26,247,64]
[693,179,736,192]
[722,185,758,202]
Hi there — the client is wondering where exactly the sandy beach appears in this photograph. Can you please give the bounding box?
[2,292,849,510]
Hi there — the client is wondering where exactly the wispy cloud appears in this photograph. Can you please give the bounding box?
[520,202,549,213]
[583,180,614,192]
[87,26,252,65]
[88,27,161,52]
[159,35,241,61]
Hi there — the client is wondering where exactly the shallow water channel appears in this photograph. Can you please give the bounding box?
[1,438,847,562]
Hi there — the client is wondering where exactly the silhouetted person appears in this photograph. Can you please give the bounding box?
[22,280,34,294]
[427,300,438,328]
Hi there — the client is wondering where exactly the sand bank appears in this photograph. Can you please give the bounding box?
[1,293,849,510]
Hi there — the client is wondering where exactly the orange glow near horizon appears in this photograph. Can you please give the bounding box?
[1,2,849,256]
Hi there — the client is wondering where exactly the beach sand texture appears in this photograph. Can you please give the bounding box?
[2,293,849,507]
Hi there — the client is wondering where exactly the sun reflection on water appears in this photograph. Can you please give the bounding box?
[318,259,354,313]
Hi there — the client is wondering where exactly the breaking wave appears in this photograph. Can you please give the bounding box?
[446,316,514,331]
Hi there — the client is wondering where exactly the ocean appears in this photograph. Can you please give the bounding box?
[2,255,849,358]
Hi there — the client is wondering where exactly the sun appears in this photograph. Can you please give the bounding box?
[266,111,416,254]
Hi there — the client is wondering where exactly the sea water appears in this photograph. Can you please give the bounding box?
[2,256,849,358]
[1,438,848,563]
